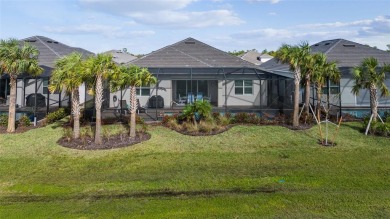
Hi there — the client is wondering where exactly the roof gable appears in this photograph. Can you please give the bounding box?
[104,50,137,64]
[311,39,390,67]
[21,36,94,69]
[130,37,257,68]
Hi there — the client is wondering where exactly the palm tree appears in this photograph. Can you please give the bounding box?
[352,57,390,121]
[83,53,117,144]
[311,53,340,115]
[0,38,43,133]
[274,42,311,127]
[111,65,156,137]
[49,52,85,139]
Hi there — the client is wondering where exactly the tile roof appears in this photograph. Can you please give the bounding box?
[20,36,94,77]
[260,39,390,73]
[103,50,137,64]
[129,37,258,69]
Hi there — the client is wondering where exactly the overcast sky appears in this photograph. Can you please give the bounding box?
[0,0,389,54]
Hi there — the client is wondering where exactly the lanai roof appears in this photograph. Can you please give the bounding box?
[261,39,390,75]
[129,37,258,69]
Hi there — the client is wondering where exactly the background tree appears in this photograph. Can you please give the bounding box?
[83,53,117,144]
[111,65,156,137]
[274,42,310,127]
[49,52,85,139]
[352,57,390,121]
[0,38,43,132]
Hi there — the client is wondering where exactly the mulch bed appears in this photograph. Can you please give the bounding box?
[58,132,151,150]
[172,125,234,136]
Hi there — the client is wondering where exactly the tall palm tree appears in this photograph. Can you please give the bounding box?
[111,65,156,137]
[274,42,311,127]
[311,53,341,115]
[83,53,117,144]
[352,57,390,121]
[0,38,43,133]
[49,52,85,139]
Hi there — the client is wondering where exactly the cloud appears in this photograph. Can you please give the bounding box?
[43,24,155,38]
[80,0,197,14]
[247,0,281,4]
[229,15,390,50]
[131,10,243,28]
[43,24,121,35]
[79,0,243,28]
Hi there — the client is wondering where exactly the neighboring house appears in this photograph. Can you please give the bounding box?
[239,50,273,65]
[103,49,137,65]
[0,36,94,118]
[109,37,293,113]
[261,39,390,117]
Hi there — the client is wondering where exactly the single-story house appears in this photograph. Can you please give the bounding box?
[0,36,94,119]
[103,49,137,65]
[239,50,273,66]
[260,39,390,117]
[109,37,294,115]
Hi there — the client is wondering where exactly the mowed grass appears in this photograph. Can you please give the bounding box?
[0,122,389,218]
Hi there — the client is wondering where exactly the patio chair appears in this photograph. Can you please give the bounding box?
[136,99,147,114]
[187,92,194,104]
[196,92,203,101]
[117,100,129,115]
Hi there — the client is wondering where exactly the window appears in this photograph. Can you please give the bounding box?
[136,84,150,96]
[235,80,253,95]
[43,79,49,94]
[323,81,339,94]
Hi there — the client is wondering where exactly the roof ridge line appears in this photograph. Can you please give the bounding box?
[324,39,342,55]
[171,46,213,67]
[35,36,62,58]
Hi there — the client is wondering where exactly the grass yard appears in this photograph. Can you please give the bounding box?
[0,122,389,218]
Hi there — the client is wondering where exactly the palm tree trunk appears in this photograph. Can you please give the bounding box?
[95,74,103,144]
[316,85,322,116]
[129,86,137,138]
[304,74,311,115]
[292,69,301,127]
[71,89,80,139]
[370,84,378,122]
[7,75,17,133]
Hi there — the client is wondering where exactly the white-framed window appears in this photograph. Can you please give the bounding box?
[43,78,49,94]
[235,80,253,95]
[136,84,150,96]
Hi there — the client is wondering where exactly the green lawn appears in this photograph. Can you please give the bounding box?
[0,122,389,218]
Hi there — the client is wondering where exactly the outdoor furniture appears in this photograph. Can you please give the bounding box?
[196,92,203,101]
[136,99,147,114]
[117,100,129,115]
[187,92,194,104]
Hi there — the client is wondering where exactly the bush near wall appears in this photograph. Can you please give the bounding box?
[46,108,69,124]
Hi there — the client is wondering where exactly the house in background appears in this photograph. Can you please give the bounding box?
[103,49,137,65]
[0,36,94,119]
[109,37,294,115]
[261,39,390,117]
[239,50,273,66]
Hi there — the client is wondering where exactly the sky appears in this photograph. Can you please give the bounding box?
[0,0,389,55]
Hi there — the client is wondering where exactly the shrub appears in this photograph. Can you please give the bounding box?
[182,100,212,122]
[183,121,198,133]
[136,115,145,124]
[46,108,68,124]
[218,116,231,126]
[62,128,73,142]
[0,114,8,127]
[233,112,250,124]
[198,121,213,133]
[18,115,31,127]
